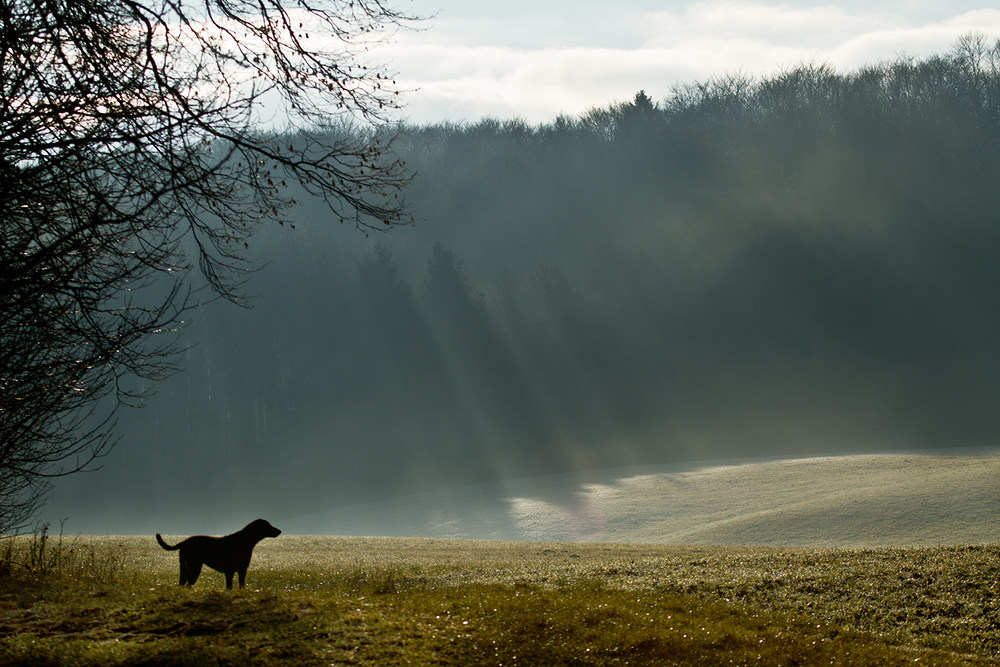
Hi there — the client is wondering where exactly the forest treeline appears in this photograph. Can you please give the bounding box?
[77,36,1000,524]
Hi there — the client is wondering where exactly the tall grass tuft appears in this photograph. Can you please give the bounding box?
[0,520,126,586]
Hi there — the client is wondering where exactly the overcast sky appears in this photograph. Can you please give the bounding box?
[374,0,1000,124]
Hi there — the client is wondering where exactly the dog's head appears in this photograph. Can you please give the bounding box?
[247,518,282,539]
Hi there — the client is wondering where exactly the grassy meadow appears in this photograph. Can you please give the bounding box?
[2,533,1000,665]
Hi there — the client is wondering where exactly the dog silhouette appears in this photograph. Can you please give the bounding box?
[156,519,281,589]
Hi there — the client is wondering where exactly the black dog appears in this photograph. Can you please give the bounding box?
[156,519,281,589]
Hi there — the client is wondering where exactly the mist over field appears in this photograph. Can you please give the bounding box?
[278,449,1000,547]
[44,41,1000,537]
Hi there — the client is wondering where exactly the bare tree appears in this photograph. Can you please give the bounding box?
[0,0,414,532]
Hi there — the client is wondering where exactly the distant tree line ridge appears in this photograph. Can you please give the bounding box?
[64,35,1000,520]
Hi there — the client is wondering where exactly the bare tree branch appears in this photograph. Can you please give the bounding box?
[0,0,415,532]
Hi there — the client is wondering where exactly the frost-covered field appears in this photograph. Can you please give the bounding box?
[255,537,1000,658]
[6,449,999,665]
[6,534,999,662]
[281,448,1000,546]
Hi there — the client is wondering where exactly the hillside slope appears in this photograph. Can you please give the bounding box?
[282,448,1000,547]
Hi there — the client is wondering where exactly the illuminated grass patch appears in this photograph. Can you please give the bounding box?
[0,536,997,665]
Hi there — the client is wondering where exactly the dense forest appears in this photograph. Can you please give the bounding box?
[51,36,1000,531]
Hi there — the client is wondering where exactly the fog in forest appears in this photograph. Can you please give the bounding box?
[44,42,1000,535]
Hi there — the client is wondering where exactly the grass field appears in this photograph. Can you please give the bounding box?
[2,534,1000,665]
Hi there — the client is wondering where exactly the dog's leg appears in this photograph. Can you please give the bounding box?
[179,556,191,586]
[225,572,234,590]
[238,569,247,589]
[186,560,203,586]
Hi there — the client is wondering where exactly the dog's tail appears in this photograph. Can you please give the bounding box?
[156,533,179,550]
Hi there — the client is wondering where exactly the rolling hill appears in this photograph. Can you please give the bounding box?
[281,447,1000,547]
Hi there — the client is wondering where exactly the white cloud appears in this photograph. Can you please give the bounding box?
[378,2,1000,124]
[827,9,1000,65]
[642,1,892,49]
[388,43,697,122]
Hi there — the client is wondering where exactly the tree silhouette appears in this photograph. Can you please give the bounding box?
[0,0,414,532]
